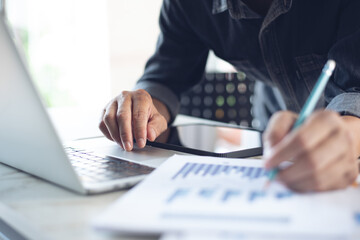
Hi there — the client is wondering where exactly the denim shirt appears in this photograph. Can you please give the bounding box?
[134,0,360,128]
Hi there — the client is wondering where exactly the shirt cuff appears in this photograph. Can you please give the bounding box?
[326,92,360,118]
[134,81,180,123]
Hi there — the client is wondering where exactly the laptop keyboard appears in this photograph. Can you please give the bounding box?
[65,147,154,183]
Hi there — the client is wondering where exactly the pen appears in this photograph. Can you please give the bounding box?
[264,59,337,188]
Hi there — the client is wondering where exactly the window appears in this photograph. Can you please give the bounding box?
[4,0,234,140]
[5,0,163,140]
[6,0,110,109]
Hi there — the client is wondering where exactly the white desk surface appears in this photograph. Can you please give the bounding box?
[0,115,237,240]
[0,163,138,240]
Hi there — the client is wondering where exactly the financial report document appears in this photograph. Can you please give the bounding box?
[94,155,360,239]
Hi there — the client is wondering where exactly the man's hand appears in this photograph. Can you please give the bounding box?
[263,110,360,192]
[99,89,170,151]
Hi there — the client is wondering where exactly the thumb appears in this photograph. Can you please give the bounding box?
[146,111,168,142]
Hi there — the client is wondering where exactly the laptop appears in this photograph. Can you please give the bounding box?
[0,7,176,194]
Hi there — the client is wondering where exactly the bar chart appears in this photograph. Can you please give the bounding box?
[94,155,358,238]
[167,187,293,204]
[172,162,267,180]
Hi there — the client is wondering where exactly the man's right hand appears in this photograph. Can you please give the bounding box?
[99,89,170,151]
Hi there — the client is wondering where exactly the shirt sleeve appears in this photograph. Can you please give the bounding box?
[325,0,360,117]
[134,0,209,123]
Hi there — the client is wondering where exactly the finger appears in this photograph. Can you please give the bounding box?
[103,101,122,146]
[263,111,297,148]
[147,112,168,142]
[265,111,341,169]
[116,92,133,151]
[278,128,348,185]
[342,164,359,188]
[262,111,297,160]
[131,90,152,148]
[99,109,113,139]
[99,104,124,149]
[99,118,119,143]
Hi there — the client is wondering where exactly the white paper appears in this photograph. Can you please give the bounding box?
[93,155,360,238]
[160,232,351,240]
[160,232,360,240]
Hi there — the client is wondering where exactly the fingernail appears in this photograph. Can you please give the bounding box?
[125,141,132,151]
[137,138,146,147]
[263,145,273,169]
[263,146,273,160]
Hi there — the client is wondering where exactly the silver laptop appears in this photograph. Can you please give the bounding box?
[0,7,175,194]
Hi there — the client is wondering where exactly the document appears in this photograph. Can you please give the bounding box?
[160,232,359,240]
[160,232,348,240]
[93,155,360,238]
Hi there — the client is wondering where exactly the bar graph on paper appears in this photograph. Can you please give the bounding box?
[94,155,359,237]
[167,162,293,206]
[167,187,293,204]
[172,162,267,180]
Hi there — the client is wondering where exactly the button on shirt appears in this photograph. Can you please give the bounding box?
[134,0,360,129]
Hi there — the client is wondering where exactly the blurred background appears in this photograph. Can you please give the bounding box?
[5,0,161,140]
[5,0,236,140]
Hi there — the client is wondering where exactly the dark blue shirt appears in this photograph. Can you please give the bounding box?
[135,0,360,128]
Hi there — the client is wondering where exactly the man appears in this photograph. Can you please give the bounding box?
[99,0,360,192]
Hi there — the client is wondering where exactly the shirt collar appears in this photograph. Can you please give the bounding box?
[212,0,292,20]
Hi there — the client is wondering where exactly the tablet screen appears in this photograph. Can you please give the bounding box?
[149,124,262,155]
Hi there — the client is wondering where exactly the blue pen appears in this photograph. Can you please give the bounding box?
[265,59,336,188]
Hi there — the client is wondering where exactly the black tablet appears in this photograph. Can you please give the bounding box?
[146,124,263,158]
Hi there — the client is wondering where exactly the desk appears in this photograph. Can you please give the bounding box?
[0,115,234,240]
[0,162,157,240]
[1,112,359,239]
